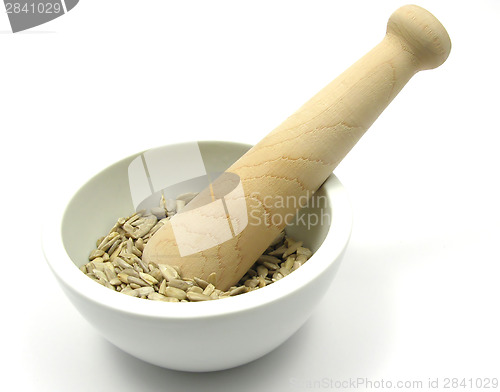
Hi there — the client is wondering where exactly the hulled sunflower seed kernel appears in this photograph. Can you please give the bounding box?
[148,292,170,301]
[117,273,129,284]
[168,279,190,291]
[136,287,154,296]
[244,278,259,288]
[282,240,303,258]
[292,261,303,271]
[158,264,179,281]
[165,287,188,300]
[121,288,138,297]
[229,286,247,296]
[188,286,203,294]
[284,256,296,270]
[263,261,279,271]
[139,272,158,286]
[258,255,281,264]
[256,265,268,277]
[158,279,167,295]
[203,283,215,296]
[89,249,104,260]
[207,272,217,286]
[128,276,148,287]
[296,247,313,258]
[109,278,122,286]
[268,244,287,257]
[193,277,209,289]
[186,292,212,301]
[296,254,309,263]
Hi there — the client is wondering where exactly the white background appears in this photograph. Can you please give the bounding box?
[1,0,499,391]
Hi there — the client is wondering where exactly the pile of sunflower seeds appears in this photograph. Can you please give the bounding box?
[81,193,313,302]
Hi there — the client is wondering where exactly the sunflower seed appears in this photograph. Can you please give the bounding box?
[148,292,170,301]
[149,268,163,282]
[128,276,148,287]
[165,287,187,300]
[296,247,313,258]
[268,244,287,256]
[135,238,144,252]
[186,292,212,301]
[109,278,122,286]
[89,249,104,260]
[292,261,302,271]
[139,272,158,286]
[117,273,129,284]
[96,236,105,248]
[158,279,167,295]
[193,277,209,289]
[283,241,303,258]
[244,278,259,288]
[158,264,179,281]
[115,257,132,270]
[86,262,96,274]
[133,216,157,238]
[207,272,217,286]
[131,246,142,257]
[107,237,122,256]
[229,286,247,296]
[263,261,279,270]
[144,221,164,239]
[296,254,309,263]
[258,255,281,264]
[121,268,140,278]
[246,268,257,277]
[134,286,153,296]
[168,279,190,291]
[109,242,124,262]
[176,192,198,204]
[284,255,296,270]
[97,232,119,251]
[136,257,150,273]
[93,269,108,281]
[203,283,215,296]
[256,265,268,277]
[104,267,117,281]
[187,286,203,294]
[279,267,291,277]
[92,262,106,272]
[121,288,138,297]
[176,199,186,213]
[151,207,166,220]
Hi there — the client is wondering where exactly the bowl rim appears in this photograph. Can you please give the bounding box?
[42,140,352,320]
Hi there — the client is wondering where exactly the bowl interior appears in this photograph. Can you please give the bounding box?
[61,141,331,270]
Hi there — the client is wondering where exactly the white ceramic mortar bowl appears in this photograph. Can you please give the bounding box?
[42,141,352,372]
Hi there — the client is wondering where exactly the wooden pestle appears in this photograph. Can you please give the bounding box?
[143,5,451,291]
